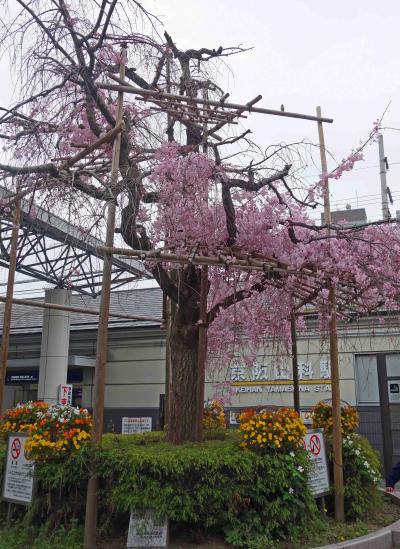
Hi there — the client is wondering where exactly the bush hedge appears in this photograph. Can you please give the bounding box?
[0,429,383,548]
[325,433,382,520]
[0,432,316,549]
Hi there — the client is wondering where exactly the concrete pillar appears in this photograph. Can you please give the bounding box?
[37,288,71,403]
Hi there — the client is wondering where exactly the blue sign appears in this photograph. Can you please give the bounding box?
[5,369,83,384]
[5,372,39,384]
[67,370,83,382]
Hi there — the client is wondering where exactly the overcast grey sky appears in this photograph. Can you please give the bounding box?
[1,0,399,224]
[0,0,399,292]
[151,0,400,222]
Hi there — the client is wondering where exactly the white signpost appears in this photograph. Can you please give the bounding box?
[122,417,152,434]
[304,429,330,497]
[388,380,400,403]
[127,510,168,548]
[58,383,73,406]
[2,433,35,505]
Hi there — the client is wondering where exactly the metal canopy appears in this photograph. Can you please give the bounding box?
[0,186,149,296]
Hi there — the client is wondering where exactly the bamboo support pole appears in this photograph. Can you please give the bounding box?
[0,192,20,413]
[100,78,334,123]
[154,100,248,119]
[164,51,173,428]
[290,306,300,414]
[317,105,344,522]
[148,106,239,126]
[84,45,126,549]
[207,95,262,135]
[97,246,314,275]
[0,296,162,323]
[196,89,210,441]
[196,265,208,441]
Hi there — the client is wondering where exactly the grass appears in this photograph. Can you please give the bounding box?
[0,520,83,549]
[0,496,399,549]
[275,495,400,549]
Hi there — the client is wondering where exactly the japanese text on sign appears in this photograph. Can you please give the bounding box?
[230,359,331,382]
[3,433,35,505]
[122,417,152,434]
[303,429,330,497]
[58,384,73,406]
[127,509,168,548]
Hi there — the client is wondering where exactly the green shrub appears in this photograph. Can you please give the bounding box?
[326,433,382,520]
[96,437,316,548]
[0,432,317,549]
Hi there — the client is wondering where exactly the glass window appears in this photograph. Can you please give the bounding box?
[386,354,400,378]
[355,355,379,405]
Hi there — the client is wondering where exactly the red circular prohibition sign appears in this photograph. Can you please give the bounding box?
[309,434,321,456]
[11,438,21,460]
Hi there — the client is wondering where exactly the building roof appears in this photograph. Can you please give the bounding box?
[0,185,150,296]
[321,207,367,226]
[0,287,163,334]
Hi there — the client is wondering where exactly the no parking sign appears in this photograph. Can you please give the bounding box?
[303,429,330,497]
[2,433,35,505]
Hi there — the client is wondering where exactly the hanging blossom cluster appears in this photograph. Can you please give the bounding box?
[316,121,381,189]
[206,215,400,400]
[208,276,293,365]
[148,134,400,399]
[2,79,147,173]
[298,223,400,309]
[148,142,228,253]
[325,150,364,181]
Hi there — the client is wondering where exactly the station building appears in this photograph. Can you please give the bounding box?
[1,286,400,474]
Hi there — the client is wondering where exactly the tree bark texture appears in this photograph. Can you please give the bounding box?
[166,268,202,444]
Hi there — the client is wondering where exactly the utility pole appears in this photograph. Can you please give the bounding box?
[378,134,390,221]
[317,106,345,522]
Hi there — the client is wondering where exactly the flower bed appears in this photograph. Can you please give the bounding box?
[0,401,92,460]
[311,401,359,436]
[0,430,315,549]
[0,404,383,548]
[238,407,306,452]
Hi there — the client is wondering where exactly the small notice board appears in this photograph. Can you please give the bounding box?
[304,429,330,497]
[122,417,152,434]
[2,433,35,505]
[388,380,400,403]
[127,509,168,548]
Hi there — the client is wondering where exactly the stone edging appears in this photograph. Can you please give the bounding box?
[312,489,400,549]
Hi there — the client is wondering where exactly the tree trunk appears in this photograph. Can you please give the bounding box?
[167,298,201,444]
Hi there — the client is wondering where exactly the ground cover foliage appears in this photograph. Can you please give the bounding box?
[0,429,383,549]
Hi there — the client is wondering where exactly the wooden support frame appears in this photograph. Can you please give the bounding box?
[0,192,20,413]
[0,296,162,323]
[98,245,314,275]
[290,307,300,414]
[99,77,334,124]
[317,105,344,522]
[83,45,127,549]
